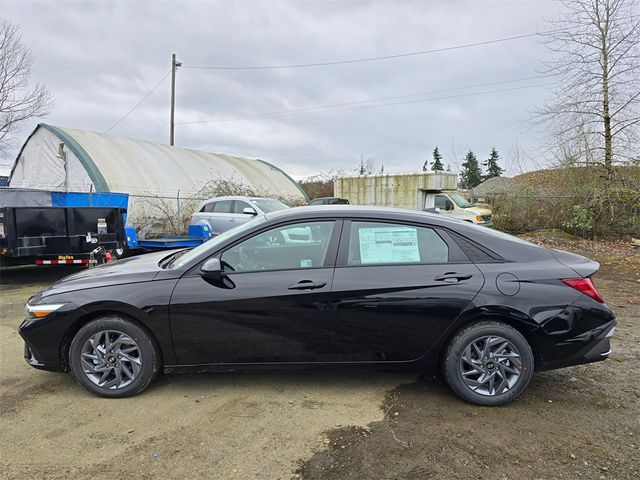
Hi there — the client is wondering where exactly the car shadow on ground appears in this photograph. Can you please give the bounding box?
[146,369,420,396]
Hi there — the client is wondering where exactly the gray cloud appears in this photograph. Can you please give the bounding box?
[1,0,559,178]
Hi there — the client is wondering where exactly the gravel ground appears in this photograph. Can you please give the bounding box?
[1,242,638,480]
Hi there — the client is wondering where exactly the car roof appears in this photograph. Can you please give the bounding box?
[266,205,450,224]
[199,195,275,203]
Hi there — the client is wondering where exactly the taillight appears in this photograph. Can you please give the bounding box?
[562,278,605,303]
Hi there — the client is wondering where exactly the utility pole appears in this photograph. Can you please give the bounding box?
[170,53,181,146]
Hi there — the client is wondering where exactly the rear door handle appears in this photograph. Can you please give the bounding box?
[288,280,327,290]
[435,273,473,283]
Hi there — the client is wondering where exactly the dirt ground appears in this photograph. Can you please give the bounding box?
[1,238,639,480]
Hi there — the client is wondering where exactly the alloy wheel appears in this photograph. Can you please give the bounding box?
[80,330,142,389]
[460,335,523,396]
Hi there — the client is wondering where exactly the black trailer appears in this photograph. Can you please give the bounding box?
[0,206,126,267]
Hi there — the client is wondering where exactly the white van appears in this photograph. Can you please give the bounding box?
[424,191,493,226]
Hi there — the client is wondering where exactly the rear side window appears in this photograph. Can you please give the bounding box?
[347,221,449,265]
[213,200,232,213]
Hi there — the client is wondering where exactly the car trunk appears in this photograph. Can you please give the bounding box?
[551,249,600,277]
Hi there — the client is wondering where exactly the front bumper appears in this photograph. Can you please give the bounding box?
[23,342,46,369]
[19,306,79,373]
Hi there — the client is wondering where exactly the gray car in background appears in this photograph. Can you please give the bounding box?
[190,196,289,235]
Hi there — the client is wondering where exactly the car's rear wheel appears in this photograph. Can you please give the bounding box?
[443,321,534,406]
[69,316,159,398]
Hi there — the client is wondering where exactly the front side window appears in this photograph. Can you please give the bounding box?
[347,221,448,266]
[169,216,267,270]
[233,200,252,214]
[434,195,451,210]
[221,221,335,273]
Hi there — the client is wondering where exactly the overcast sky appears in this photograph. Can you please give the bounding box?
[1,0,562,179]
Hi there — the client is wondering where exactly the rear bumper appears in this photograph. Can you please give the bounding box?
[538,319,616,371]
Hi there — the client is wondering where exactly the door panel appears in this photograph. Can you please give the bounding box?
[170,269,334,365]
[169,219,340,365]
[329,263,484,361]
[212,200,235,234]
[328,220,484,362]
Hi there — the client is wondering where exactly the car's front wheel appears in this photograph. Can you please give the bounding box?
[443,321,534,406]
[69,316,160,397]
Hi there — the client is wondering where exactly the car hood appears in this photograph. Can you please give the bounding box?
[466,206,492,216]
[36,250,180,299]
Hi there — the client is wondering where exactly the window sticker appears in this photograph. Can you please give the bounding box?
[358,227,420,264]
[300,259,313,268]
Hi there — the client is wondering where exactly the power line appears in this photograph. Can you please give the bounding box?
[177,76,553,125]
[184,83,551,125]
[182,31,554,70]
[104,71,171,134]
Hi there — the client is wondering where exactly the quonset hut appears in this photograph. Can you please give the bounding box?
[9,123,307,224]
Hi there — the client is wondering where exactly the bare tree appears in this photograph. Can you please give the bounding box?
[0,18,53,153]
[537,0,639,187]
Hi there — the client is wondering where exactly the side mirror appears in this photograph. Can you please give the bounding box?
[243,207,257,215]
[446,201,454,211]
[200,257,223,281]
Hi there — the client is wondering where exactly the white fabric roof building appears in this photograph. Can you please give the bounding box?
[9,124,307,223]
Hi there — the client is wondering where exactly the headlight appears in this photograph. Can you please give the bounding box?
[25,303,66,318]
[475,215,483,222]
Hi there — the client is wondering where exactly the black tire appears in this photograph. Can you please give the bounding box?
[69,316,160,398]
[114,242,129,259]
[443,321,534,406]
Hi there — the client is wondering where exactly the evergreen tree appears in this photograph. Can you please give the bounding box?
[460,150,482,188]
[446,164,451,172]
[430,147,444,171]
[483,147,504,179]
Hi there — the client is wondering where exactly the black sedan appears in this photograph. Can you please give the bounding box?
[20,206,615,406]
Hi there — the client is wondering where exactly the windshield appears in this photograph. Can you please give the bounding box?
[251,198,289,213]
[449,193,472,208]
[168,216,266,269]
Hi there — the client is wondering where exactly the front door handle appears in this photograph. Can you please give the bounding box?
[435,273,473,283]
[288,280,327,290]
